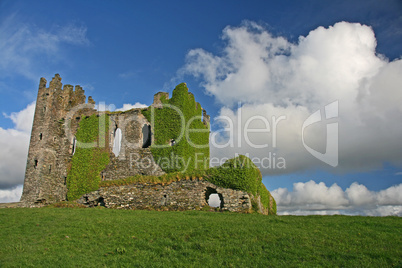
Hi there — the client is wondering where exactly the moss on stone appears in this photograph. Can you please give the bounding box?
[66,114,110,200]
[97,154,276,215]
[142,83,210,173]
[205,155,262,195]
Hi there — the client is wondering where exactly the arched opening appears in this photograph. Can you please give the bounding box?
[205,187,224,208]
[142,124,151,148]
[113,128,122,156]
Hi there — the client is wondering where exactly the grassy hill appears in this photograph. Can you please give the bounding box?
[0,208,401,267]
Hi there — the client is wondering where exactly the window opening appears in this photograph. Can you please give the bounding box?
[113,128,122,156]
[72,137,76,155]
[142,124,151,148]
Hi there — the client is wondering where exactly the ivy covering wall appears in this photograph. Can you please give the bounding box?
[66,114,110,200]
[142,83,210,173]
[63,83,276,214]
[205,155,275,213]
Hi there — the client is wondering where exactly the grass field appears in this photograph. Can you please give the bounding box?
[0,208,401,267]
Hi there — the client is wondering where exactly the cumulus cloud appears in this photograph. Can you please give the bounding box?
[272,181,402,216]
[115,103,149,111]
[0,102,35,193]
[0,14,90,80]
[0,185,23,203]
[180,21,402,175]
[3,103,35,132]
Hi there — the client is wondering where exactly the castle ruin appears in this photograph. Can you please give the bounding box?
[20,74,275,214]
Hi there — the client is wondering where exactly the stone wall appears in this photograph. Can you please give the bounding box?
[78,178,252,213]
[102,109,165,180]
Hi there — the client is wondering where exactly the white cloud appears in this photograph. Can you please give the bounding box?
[0,14,90,80]
[181,21,402,175]
[57,24,90,46]
[272,181,402,216]
[0,102,34,197]
[115,103,148,111]
[0,185,23,203]
[208,193,221,207]
[3,102,35,132]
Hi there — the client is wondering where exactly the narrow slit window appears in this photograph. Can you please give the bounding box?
[39,133,43,140]
[72,137,76,155]
[142,124,151,148]
[34,159,38,169]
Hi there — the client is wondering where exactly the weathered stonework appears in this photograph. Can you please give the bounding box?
[20,74,273,214]
[103,109,165,180]
[78,178,252,213]
[151,92,169,108]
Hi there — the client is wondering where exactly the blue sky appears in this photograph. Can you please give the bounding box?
[1,0,401,215]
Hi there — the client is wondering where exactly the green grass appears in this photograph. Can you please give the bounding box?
[0,208,401,267]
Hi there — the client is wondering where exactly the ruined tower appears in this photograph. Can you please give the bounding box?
[20,74,96,204]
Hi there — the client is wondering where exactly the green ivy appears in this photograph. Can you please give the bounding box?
[206,155,262,196]
[142,83,209,173]
[259,183,271,210]
[205,155,275,212]
[62,83,276,213]
[66,114,110,200]
[270,196,277,215]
